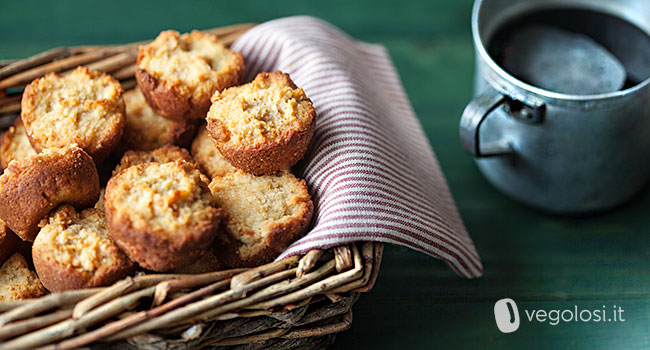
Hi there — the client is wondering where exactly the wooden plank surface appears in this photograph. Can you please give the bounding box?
[2,1,649,349]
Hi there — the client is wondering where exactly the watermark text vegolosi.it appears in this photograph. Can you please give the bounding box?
[494,298,625,333]
[524,304,625,325]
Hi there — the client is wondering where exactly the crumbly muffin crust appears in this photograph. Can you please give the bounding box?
[21,67,126,162]
[113,144,196,176]
[206,71,316,175]
[121,88,196,151]
[209,170,313,267]
[32,205,134,292]
[136,30,244,121]
[191,125,236,179]
[0,146,100,241]
[0,253,46,301]
[0,119,37,170]
[105,161,222,271]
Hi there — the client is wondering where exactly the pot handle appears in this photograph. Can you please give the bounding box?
[459,90,513,157]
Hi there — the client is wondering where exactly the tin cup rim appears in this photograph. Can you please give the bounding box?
[472,0,650,106]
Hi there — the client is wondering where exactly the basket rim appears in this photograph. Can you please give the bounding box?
[0,242,382,349]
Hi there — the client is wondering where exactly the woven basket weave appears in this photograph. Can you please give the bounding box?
[0,24,384,349]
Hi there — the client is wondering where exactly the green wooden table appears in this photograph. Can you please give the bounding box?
[2,1,649,349]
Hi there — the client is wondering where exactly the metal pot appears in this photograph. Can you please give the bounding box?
[460,0,650,213]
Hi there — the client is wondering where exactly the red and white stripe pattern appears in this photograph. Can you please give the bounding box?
[231,16,483,278]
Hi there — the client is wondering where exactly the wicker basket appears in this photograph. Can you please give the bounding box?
[0,24,384,349]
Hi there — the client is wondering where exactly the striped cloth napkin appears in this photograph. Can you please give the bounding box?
[231,16,483,278]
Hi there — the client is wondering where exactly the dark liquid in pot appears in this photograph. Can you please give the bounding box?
[488,8,650,90]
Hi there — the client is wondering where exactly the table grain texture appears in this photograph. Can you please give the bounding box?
[2,1,649,349]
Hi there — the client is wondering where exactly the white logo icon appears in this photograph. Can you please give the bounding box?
[494,298,520,333]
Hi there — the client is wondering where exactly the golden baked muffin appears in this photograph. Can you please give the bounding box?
[0,218,20,266]
[32,205,133,292]
[121,88,196,151]
[191,125,236,179]
[0,146,100,241]
[209,170,313,267]
[136,30,244,121]
[0,253,46,301]
[0,119,37,170]
[105,161,223,271]
[206,72,316,175]
[112,144,197,176]
[21,67,126,162]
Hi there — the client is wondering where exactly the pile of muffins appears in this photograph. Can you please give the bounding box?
[0,30,316,299]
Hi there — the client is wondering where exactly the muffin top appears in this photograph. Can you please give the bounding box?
[138,30,244,101]
[2,145,87,181]
[206,72,315,148]
[21,67,125,160]
[113,144,196,176]
[1,145,91,180]
[0,119,37,169]
[35,205,130,274]
[106,160,216,234]
[209,170,312,259]
[0,253,46,301]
